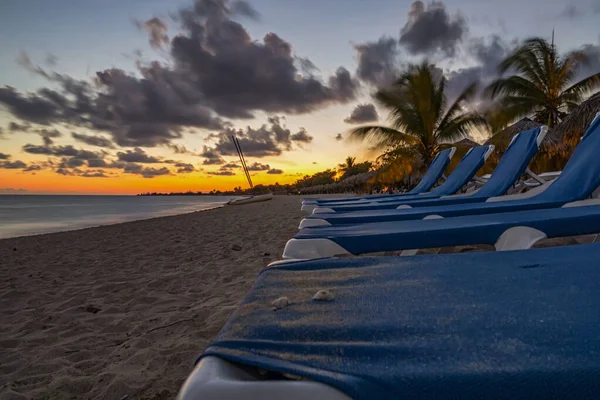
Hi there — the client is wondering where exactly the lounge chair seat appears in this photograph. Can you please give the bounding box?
[181,244,600,400]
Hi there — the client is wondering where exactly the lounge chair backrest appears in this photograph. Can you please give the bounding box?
[475,126,547,197]
[536,113,600,202]
[408,147,456,194]
[428,145,494,196]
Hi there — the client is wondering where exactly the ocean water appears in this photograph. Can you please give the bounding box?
[0,195,236,239]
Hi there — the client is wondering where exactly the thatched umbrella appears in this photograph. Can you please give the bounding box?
[548,92,600,146]
[453,138,480,148]
[483,118,550,150]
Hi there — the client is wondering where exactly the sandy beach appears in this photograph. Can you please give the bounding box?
[0,196,303,400]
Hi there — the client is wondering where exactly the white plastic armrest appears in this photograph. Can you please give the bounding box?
[283,238,351,259]
[177,356,349,400]
[299,218,332,229]
[494,227,547,251]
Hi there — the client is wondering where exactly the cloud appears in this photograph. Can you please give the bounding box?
[575,43,600,83]
[344,103,379,124]
[221,162,241,169]
[135,17,169,49]
[9,121,30,132]
[22,143,103,159]
[122,163,171,178]
[205,117,313,158]
[0,188,28,193]
[246,162,270,171]
[23,164,42,172]
[267,168,284,174]
[0,153,10,160]
[207,170,235,176]
[354,36,398,86]
[201,145,226,165]
[71,132,114,148]
[81,170,108,178]
[335,133,343,141]
[37,128,62,145]
[166,144,196,155]
[0,86,62,125]
[290,128,313,144]
[399,1,467,57]
[445,35,514,103]
[175,162,195,173]
[117,147,161,163]
[0,160,27,169]
[2,0,359,149]
[46,54,58,67]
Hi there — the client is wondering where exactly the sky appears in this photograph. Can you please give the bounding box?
[0,0,599,194]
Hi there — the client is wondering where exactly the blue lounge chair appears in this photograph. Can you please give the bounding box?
[284,196,600,259]
[301,147,456,208]
[299,115,600,228]
[180,244,600,400]
[309,126,547,215]
[303,145,495,214]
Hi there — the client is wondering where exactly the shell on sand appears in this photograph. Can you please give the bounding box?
[312,290,334,301]
[271,296,290,310]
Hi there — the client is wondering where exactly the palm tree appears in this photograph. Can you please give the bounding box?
[486,37,600,128]
[350,62,485,166]
[338,156,356,174]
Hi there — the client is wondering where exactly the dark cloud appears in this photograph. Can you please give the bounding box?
[117,147,161,163]
[221,162,241,169]
[230,0,261,20]
[59,157,86,168]
[22,144,53,155]
[0,153,10,159]
[558,2,600,19]
[267,168,283,174]
[87,159,110,168]
[71,132,115,148]
[354,36,398,86]
[81,170,108,178]
[9,122,30,132]
[399,1,467,57]
[312,161,318,164]
[335,133,343,141]
[56,167,76,176]
[445,35,514,103]
[167,144,196,155]
[175,162,195,173]
[205,118,313,157]
[201,145,226,165]
[0,86,61,125]
[246,162,269,171]
[575,43,600,83]
[23,165,42,172]
[22,144,107,172]
[135,17,169,49]
[37,128,62,145]
[207,170,235,176]
[122,163,171,178]
[290,128,313,144]
[0,160,27,169]
[169,0,357,118]
[2,0,358,149]
[344,103,379,124]
[46,54,58,67]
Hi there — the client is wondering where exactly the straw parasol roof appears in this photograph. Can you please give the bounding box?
[548,92,600,145]
[453,138,480,148]
[483,118,549,150]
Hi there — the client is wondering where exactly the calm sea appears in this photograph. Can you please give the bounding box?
[0,195,235,239]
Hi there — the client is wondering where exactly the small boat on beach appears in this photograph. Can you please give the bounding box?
[226,193,273,205]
